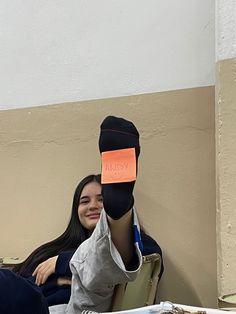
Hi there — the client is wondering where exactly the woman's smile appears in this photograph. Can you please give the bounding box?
[78,181,103,230]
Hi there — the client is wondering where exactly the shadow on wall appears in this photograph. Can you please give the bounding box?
[135,174,216,308]
[156,254,202,307]
[135,189,203,306]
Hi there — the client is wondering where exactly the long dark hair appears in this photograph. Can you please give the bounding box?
[13,174,101,277]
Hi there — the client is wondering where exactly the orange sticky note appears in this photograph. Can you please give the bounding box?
[101,148,136,184]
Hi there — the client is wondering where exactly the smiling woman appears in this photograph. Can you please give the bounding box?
[78,181,103,230]
[12,174,102,305]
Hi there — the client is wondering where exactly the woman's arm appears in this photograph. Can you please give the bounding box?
[32,256,58,286]
[32,251,74,285]
[55,251,74,276]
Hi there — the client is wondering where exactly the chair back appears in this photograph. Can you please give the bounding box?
[112,253,162,312]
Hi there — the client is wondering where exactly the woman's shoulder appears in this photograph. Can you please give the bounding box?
[140,232,162,257]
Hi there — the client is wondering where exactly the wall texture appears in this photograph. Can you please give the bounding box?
[216,0,236,298]
[216,58,236,294]
[216,58,236,296]
[0,86,216,307]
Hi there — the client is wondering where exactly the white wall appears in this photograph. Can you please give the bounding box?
[0,0,215,110]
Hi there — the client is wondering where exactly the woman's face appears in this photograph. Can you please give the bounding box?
[78,181,103,231]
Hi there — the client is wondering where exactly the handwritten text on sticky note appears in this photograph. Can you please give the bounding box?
[101,148,136,184]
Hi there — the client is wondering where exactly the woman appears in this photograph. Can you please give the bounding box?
[0,116,163,314]
[13,174,103,306]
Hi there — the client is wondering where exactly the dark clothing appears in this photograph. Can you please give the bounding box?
[27,251,75,306]
[0,269,49,314]
[0,233,163,314]
[141,233,164,278]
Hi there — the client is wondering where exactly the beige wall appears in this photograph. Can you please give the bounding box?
[0,86,216,307]
[216,57,236,297]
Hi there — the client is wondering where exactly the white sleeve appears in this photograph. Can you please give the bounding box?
[66,209,142,314]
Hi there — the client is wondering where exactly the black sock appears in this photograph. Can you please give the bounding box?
[99,116,140,219]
